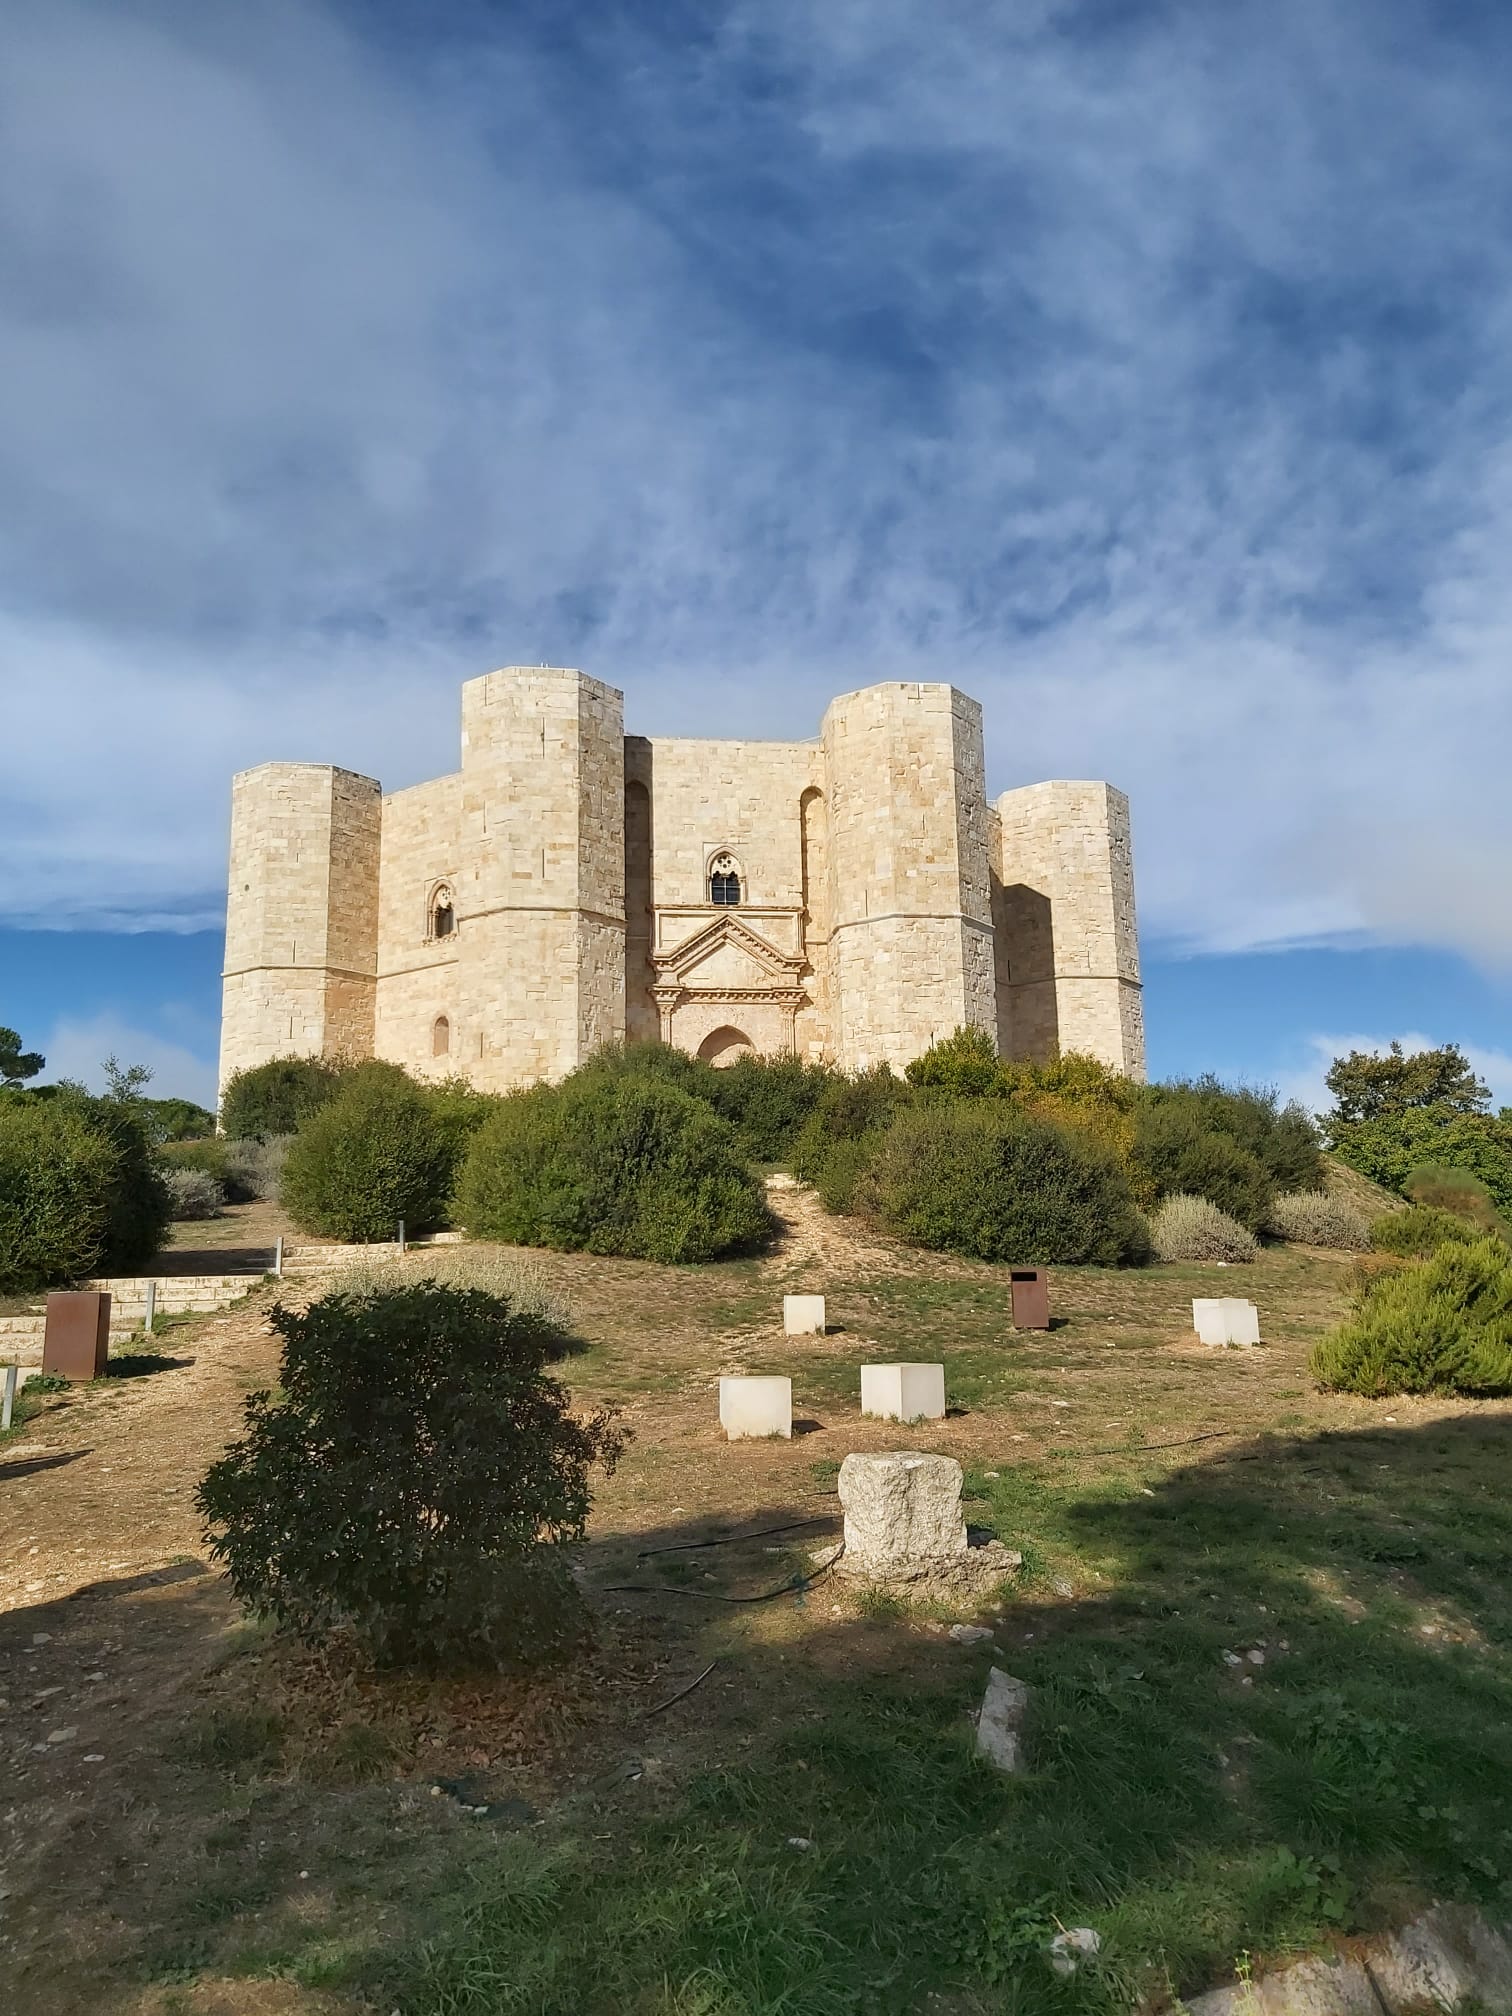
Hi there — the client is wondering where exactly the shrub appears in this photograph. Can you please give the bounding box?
[281,1065,458,1242]
[220,1056,344,1142]
[1404,1164,1507,1236]
[1151,1193,1257,1263]
[1265,1190,1371,1251]
[0,1101,122,1292]
[861,1102,1150,1266]
[197,1282,626,1666]
[1133,1103,1275,1231]
[457,1074,771,1263]
[906,1025,1004,1099]
[1330,1109,1512,1217]
[141,1096,218,1142]
[165,1167,225,1219]
[703,1052,835,1163]
[1369,1204,1484,1259]
[1146,1077,1323,1194]
[222,1134,291,1204]
[792,1064,912,1205]
[1312,1236,1512,1397]
[1347,1252,1413,1300]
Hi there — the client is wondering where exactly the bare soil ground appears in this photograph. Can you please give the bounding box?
[1,1186,1505,2013]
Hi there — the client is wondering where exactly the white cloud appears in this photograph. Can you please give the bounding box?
[38,1011,218,1109]
[1279,1033,1512,1122]
[3,0,1512,968]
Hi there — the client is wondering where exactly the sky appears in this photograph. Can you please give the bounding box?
[2,0,1510,1112]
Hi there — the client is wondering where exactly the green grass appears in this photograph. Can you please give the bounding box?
[342,1413,1512,2014]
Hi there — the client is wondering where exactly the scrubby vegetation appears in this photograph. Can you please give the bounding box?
[861,1101,1151,1265]
[1403,1163,1506,1236]
[1325,1041,1512,1219]
[0,1085,172,1291]
[163,1166,225,1220]
[580,1042,831,1164]
[1151,1192,1257,1263]
[1312,1235,1512,1397]
[457,1070,771,1262]
[792,1062,913,1210]
[1368,1204,1485,1259]
[197,1281,625,1666]
[219,1055,346,1142]
[1265,1190,1371,1250]
[280,1064,461,1242]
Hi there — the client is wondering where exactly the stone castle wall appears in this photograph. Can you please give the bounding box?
[218,667,1145,1100]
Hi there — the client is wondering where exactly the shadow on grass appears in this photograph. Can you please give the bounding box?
[101,1352,195,1379]
[5,1415,1511,2016]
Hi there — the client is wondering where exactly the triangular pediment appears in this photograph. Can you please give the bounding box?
[656,913,803,986]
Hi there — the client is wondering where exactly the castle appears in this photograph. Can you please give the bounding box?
[218,667,1145,1100]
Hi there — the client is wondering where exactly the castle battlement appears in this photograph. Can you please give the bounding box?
[218,667,1144,1098]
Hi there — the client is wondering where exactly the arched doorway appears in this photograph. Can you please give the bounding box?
[697,1025,755,1068]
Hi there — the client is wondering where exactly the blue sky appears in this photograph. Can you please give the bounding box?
[3,0,1511,1111]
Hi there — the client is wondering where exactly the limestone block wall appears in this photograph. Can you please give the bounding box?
[820,683,995,1072]
[994,780,1145,1078]
[374,773,461,1078]
[219,763,381,1100]
[456,668,625,1089]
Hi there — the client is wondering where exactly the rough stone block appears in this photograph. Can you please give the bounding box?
[976,1667,1029,1774]
[860,1363,946,1423]
[1192,1297,1261,1347]
[837,1450,966,1576]
[719,1376,792,1440]
[783,1294,826,1336]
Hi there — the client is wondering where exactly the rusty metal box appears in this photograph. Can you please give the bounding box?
[1009,1268,1049,1331]
[41,1291,112,1380]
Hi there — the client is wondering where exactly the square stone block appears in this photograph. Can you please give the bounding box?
[783,1294,826,1336]
[1192,1297,1261,1347]
[837,1450,967,1577]
[860,1362,946,1424]
[42,1291,112,1381]
[719,1375,793,1440]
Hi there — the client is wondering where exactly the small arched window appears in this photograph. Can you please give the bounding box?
[429,882,455,939]
[709,851,742,906]
[432,1015,450,1057]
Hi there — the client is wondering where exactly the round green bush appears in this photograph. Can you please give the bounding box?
[220,1055,343,1141]
[197,1281,626,1666]
[1133,1103,1274,1231]
[0,1101,122,1292]
[862,1101,1151,1266]
[792,1064,912,1202]
[281,1065,458,1242]
[1368,1204,1485,1259]
[457,1074,771,1263]
[1312,1236,1512,1397]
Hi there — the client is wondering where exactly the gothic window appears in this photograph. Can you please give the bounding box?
[708,851,742,906]
[432,1015,450,1057]
[429,882,455,939]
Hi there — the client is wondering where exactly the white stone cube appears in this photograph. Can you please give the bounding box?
[719,1375,793,1440]
[860,1362,946,1424]
[1192,1297,1261,1347]
[783,1294,826,1336]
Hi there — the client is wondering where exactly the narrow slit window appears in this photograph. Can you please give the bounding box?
[432,1015,450,1057]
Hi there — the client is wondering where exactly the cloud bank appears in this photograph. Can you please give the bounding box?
[3,0,1512,965]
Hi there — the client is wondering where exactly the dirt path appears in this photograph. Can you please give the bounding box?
[0,1284,291,2003]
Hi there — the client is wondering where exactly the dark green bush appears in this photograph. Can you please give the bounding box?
[281,1064,458,1242]
[0,1101,121,1292]
[1135,1077,1321,1204]
[140,1096,217,1142]
[1133,1103,1274,1231]
[457,1074,771,1263]
[197,1282,625,1666]
[905,1025,1004,1098]
[0,1089,170,1290]
[862,1102,1150,1266]
[702,1052,835,1163]
[220,1055,344,1141]
[1368,1205,1484,1259]
[1330,1109,1512,1217]
[1312,1236,1512,1397]
[792,1064,912,1201]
